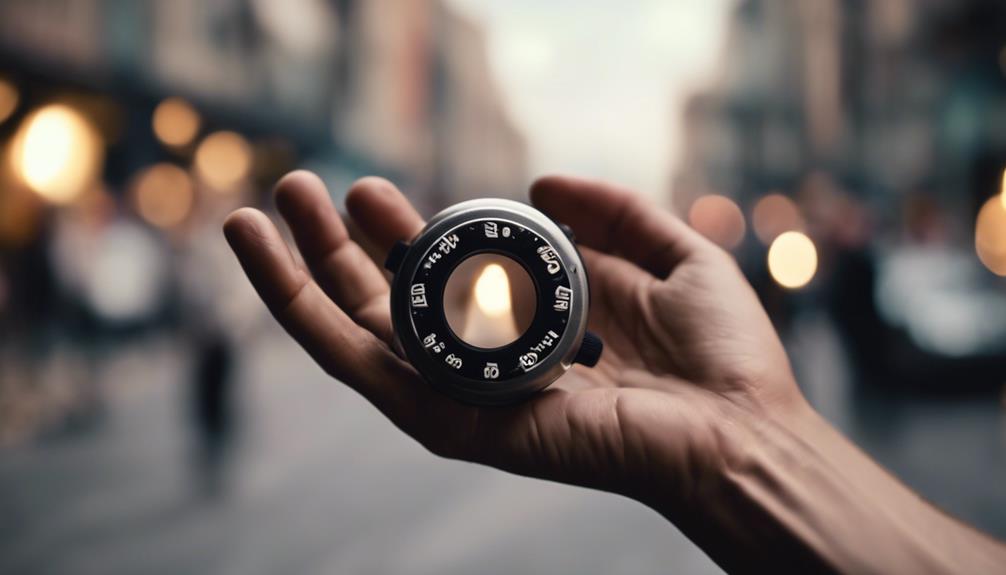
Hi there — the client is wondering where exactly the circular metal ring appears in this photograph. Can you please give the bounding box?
[387,199,600,405]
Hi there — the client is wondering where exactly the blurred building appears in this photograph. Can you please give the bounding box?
[674,0,1006,391]
[674,0,1006,228]
[0,0,526,207]
[336,0,527,210]
[0,0,526,442]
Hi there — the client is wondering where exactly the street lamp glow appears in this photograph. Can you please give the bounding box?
[152,97,201,148]
[13,104,102,204]
[132,163,195,229]
[194,131,252,192]
[0,77,18,124]
[976,194,1006,277]
[1000,167,1006,210]
[688,194,746,249]
[768,231,818,289]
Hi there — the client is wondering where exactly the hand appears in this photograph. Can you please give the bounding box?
[223,172,809,510]
[226,172,1006,574]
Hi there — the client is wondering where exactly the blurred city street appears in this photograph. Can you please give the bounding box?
[2,314,1004,575]
[0,325,719,575]
[2,0,1006,573]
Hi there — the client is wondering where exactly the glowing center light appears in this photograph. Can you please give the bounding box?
[688,194,746,249]
[0,77,18,124]
[976,195,1006,277]
[152,97,201,147]
[194,130,252,192]
[462,262,521,348]
[768,231,818,289]
[444,254,535,349]
[14,104,102,204]
[473,263,513,317]
[132,163,195,229]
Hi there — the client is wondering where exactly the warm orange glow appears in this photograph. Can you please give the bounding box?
[12,104,103,204]
[463,263,520,347]
[752,193,803,245]
[152,97,201,148]
[474,263,513,317]
[194,131,252,191]
[0,77,18,124]
[132,163,195,229]
[1000,168,1006,211]
[976,195,1006,276]
[768,231,818,289]
[688,194,746,249]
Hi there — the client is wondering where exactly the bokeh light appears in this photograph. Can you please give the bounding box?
[194,131,252,191]
[752,193,803,245]
[0,77,18,124]
[687,194,746,249]
[12,104,103,204]
[85,222,167,322]
[152,97,201,148]
[976,194,1006,276]
[1000,167,1006,210]
[132,163,195,229]
[150,96,200,146]
[768,231,818,289]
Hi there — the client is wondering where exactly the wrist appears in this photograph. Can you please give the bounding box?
[630,389,816,521]
[645,391,1006,574]
[639,397,838,572]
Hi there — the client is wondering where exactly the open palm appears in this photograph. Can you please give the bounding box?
[225,172,806,508]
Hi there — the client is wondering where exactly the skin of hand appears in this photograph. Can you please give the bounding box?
[224,171,1006,574]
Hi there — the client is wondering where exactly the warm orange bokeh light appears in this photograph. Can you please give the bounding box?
[0,77,18,125]
[752,193,803,245]
[194,131,252,192]
[976,194,1006,276]
[132,163,195,229]
[152,97,201,148]
[1000,167,1006,211]
[11,104,103,204]
[688,194,746,249]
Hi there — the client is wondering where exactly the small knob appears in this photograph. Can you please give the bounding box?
[573,331,603,367]
[385,240,409,273]
[557,222,576,242]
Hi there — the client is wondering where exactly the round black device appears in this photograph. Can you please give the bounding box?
[384,199,603,405]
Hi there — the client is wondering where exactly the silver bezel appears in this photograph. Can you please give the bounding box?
[390,199,589,405]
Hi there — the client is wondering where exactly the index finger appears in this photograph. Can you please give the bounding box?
[223,207,482,458]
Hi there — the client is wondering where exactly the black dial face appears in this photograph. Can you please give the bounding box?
[405,218,575,383]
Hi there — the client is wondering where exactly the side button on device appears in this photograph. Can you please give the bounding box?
[385,240,409,273]
[573,331,603,367]
[557,222,576,242]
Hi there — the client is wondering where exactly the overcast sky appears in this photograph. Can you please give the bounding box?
[445,0,733,203]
